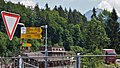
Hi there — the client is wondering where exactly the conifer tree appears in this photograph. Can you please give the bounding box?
[53,5,58,11]
[68,8,74,23]
[106,8,119,52]
[58,5,65,17]
[64,8,68,13]
[34,4,41,26]
[110,8,118,21]
[45,3,50,10]
[91,7,96,18]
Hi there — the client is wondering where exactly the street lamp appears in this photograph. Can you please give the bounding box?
[41,25,48,68]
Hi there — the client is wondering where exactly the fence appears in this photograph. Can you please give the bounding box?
[0,55,119,68]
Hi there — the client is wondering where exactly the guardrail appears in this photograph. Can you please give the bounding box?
[0,55,119,68]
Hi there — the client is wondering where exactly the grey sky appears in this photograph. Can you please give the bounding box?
[35,0,102,14]
[6,0,102,14]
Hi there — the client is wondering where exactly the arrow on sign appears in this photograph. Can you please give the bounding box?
[1,11,20,40]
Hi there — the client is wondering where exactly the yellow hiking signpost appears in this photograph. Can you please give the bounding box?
[26,27,42,34]
[22,43,32,47]
[21,27,42,39]
[21,34,42,39]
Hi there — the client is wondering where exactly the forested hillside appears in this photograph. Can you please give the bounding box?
[0,1,120,57]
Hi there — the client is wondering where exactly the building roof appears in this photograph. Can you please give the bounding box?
[23,51,45,61]
[23,51,45,57]
[23,51,69,62]
[40,51,66,53]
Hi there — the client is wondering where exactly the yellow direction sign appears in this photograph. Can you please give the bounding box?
[21,34,42,39]
[26,27,42,34]
[21,27,43,39]
[22,43,32,47]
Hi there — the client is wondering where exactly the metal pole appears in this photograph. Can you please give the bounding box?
[1,58,2,68]
[18,23,25,27]
[76,53,80,68]
[62,52,64,68]
[19,55,22,68]
[45,25,48,68]
[18,23,25,68]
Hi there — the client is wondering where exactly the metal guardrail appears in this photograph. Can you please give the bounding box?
[0,55,119,68]
[23,62,39,68]
[0,55,118,58]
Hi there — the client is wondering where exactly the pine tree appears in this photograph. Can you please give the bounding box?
[106,8,119,52]
[63,29,73,51]
[68,8,74,23]
[110,8,118,21]
[91,7,96,18]
[72,9,84,24]
[34,4,40,14]
[58,5,65,18]
[45,3,50,10]
[53,5,58,11]
[64,8,68,13]
[85,18,110,52]
[34,4,41,26]
[64,8,68,19]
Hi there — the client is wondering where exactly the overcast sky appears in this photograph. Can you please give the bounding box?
[5,0,102,14]
[4,0,120,16]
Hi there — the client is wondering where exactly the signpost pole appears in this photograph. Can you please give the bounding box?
[45,25,48,68]
[41,25,48,68]
[18,55,22,68]
[76,53,80,68]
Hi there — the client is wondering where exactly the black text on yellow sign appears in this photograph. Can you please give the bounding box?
[21,34,42,39]
[26,27,42,34]
[21,27,43,39]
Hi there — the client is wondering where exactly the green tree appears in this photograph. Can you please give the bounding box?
[34,3,41,26]
[58,6,65,18]
[70,46,83,54]
[91,7,96,19]
[110,8,118,21]
[6,37,20,56]
[73,9,84,24]
[45,3,50,10]
[63,29,73,51]
[105,8,119,52]
[0,32,20,57]
[68,8,74,24]
[0,32,7,56]
[73,24,84,46]
[28,39,43,51]
[53,5,58,11]
[84,18,110,52]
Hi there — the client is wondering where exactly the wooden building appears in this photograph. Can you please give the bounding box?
[22,46,70,68]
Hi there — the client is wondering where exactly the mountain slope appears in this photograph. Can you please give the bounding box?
[85,8,120,24]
